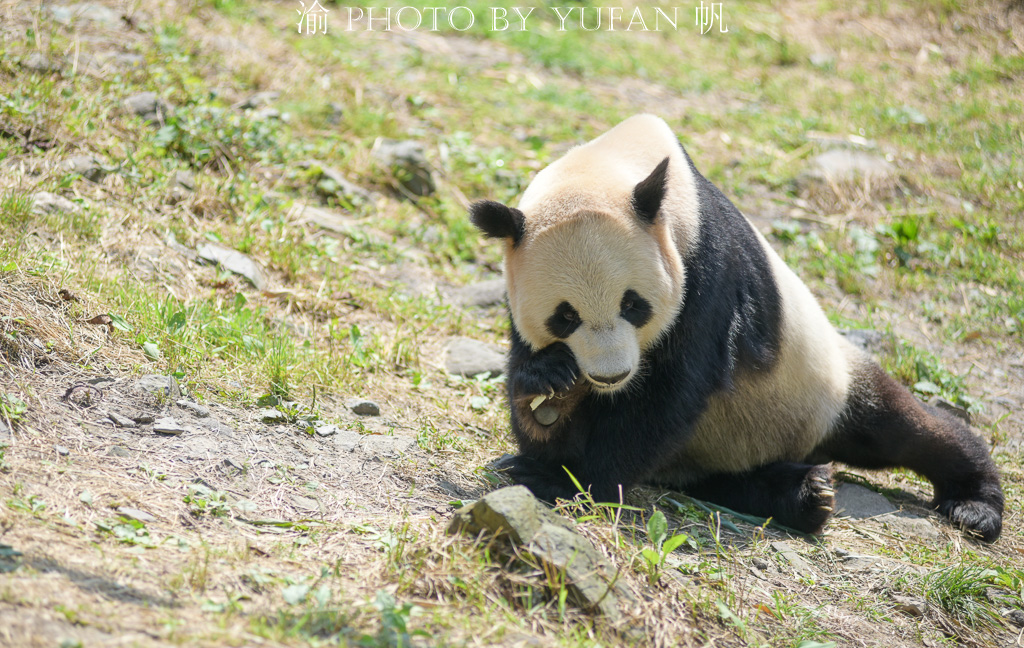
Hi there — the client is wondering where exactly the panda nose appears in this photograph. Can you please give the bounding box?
[590,370,630,386]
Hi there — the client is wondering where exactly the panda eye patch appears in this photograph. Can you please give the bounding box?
[546,301,582,339]
[620,289,652,328]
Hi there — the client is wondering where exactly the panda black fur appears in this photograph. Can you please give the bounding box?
[471,115,1004,542]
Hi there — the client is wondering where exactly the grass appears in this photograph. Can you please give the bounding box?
[1,0,1023,646]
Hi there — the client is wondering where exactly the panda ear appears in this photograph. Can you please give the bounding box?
[470,200,526,246]
[632,157,670,225]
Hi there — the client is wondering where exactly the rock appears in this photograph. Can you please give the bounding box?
[250,107,281,122]
[327,102,345,124]
[49,3,121,26]
[1005,609,1024,628]
[878,514,940,541]
[259,408,288,424]
[31,192,79,215]
[106,446,131,457]
[153,417,185,436]
[125,92,171,123]
[290,495,321,514]
[834,483,898,519]
[137,375,182,400]
[129,412,155,425]
[892,594,928,617]
[22,52,59,72]
[804,149,895,183]
[929,397,970,425]
[333,430,362,452]
[371,138,436,197]
[0,420,11,444]
[314,424,339,437]
[448,487,634,622]
[172,170,195,191]
[198,418,234,436]
[839,555,884,572]
[346,399,380,416]
[770,541,817,579]
[116,506,156,523]
[838,329,886,355]
[221,458,245,474]
[448,279,506,308]
[55,445,70,456]
[293,203,356,236]
[235,91,280,110]
[444,337,505,378]
[106,412,137,428]
[360,435,416,457]
[176,399,210,418]
[296,160,375,207]
[196,243,269,290]
[62,155,106,182]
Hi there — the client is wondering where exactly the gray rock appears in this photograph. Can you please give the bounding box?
[106,445,131,457]
[448,487,634,622]
[31,192,79,215]
[22,52,59,72]
[805,149,895,183]
[106,412,137,428]
[444,337,505,378]
[221,458,245,474]
[153,417,185,436]
[346,399,380,416]
[1005,609,1024,628]
[137,375,181,400]
[290,494,321,514]
[129,412,154,425]
[116,506,156,523]
[770,541,817,579]
[929,397,970,425]
[0,420,10,443]
[293,203,356,236]
[49,3,121,26]
[198,418,234,436]
[892,594,928,617]
[296,160,375,207]
[168,169,196,203]
[361,435,416,457]
[259,408,288,424]
[878,513,940,540]
[196,243,269,290]
[448,279,506,308]
[333,430,362,452]
[55,445,70,456]
[235,91,280,110]
[371,139,436,197]
[125,92,171,123]
[327,102,345,124]
[314,424,339,437]
[834,483,898,519]
[176,399,210,418]
[62,155,106,182]
[839,328,886,355]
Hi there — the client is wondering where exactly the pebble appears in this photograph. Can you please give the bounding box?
[176,399,210,418]
[129,412,155,425]
[62,155,106,182]
[448,279,506,308]
[443,337,505,378]
[106,412,137,428]
[55,445,70,456]
[31,191,80,216]
[116,507,156,523]
[259,408,288,424]
[49,3,121,26]
[235,91,280,110]
[296,160,375,206]
[371,138,436,197]
[107,446,131,457]
[153,417,185,436]
[0,420,10,442]
[834,483,898,519]
[313,424,339,437]
[892,594,928,617]
[196,243,269,290]
[22,52,59,72]
[805,149,895,183]
[124,92,171,123]
[838,328,886,355]
[137,374,182,399]
[346,399,380,416]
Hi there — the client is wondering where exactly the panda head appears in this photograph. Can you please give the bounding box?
[472,155,686,394]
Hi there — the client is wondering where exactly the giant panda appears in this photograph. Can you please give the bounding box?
[470,114,1004,541]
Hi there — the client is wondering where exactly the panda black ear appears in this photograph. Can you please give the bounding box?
[470,200,526,246]
[632,157,670,225]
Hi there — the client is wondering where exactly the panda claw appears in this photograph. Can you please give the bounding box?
[820,488,834,498]
[819,505,833,512]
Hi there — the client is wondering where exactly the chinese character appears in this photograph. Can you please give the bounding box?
[695,1,728,35]
[297,1,329,35]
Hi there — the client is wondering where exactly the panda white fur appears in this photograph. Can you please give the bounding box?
[471,114,1003,541]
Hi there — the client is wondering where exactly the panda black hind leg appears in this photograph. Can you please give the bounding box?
[682,463,836,534]
[811,362,1004,542]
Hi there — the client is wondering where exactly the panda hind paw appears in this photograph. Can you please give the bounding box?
[937,498,1002,543]
[795,464,835,535]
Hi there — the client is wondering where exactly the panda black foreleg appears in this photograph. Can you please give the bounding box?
[811,363,1003,542]
[681,463,836,534]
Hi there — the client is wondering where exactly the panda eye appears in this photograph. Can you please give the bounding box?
[620,289,652,328]
[545,301,582,339]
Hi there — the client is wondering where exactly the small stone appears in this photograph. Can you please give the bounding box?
[443,337,506,378]
[125,92,171,123]
[771,541,817,579]
[199,418,234,436]
[107,446,131,457]
[137,375,182,399]
[221,458,245,473]
[31,192,80,215]
[55,445,70,456]
[22,52,59,72]
[360,435,416,457]
[834,483,898,519]
[129,412,154,425]
[1005,609,1024,628]
[297,160,375,207]
[293,203,356,236]
[176,399,210,418]
[314,424,339,437]
[929,397,970,425]
[892,594,928,617]
[448,279,506,308]
[371,138,436,197]
[326,102,344,124]
[346,399,380,417]
[116,506,156,523]
[0,420,11,443]
[106,412,137,428]
[839,329,886,355]
[49,3,121,26]
[235,91,280,110]
[334,430,362,452]
[250,107,281,122]
[878,514,940,541]
[172,169,195,192]
[805,149,895,183]
[196,243,269,290]
[62,155,106,182]
[153,417,185,436]
[259,408,288,424]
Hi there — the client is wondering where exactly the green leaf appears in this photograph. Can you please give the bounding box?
[913,380,941,395]
[79,491,93,506]
[108,313,133,332]
[647,510,668,547]
[469,395,490,411]
[663,533,688,555]
[142,341,161,361]
[795,641,836,648]
[282,584,310,605]
[641,548,661,566]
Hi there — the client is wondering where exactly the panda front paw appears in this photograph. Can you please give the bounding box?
[513,342,579,398]
[937,496,1003,543]
[494,454,579,503]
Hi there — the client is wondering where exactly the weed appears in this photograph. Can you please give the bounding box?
[922,561,1002,628]
[639,510,689,585]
